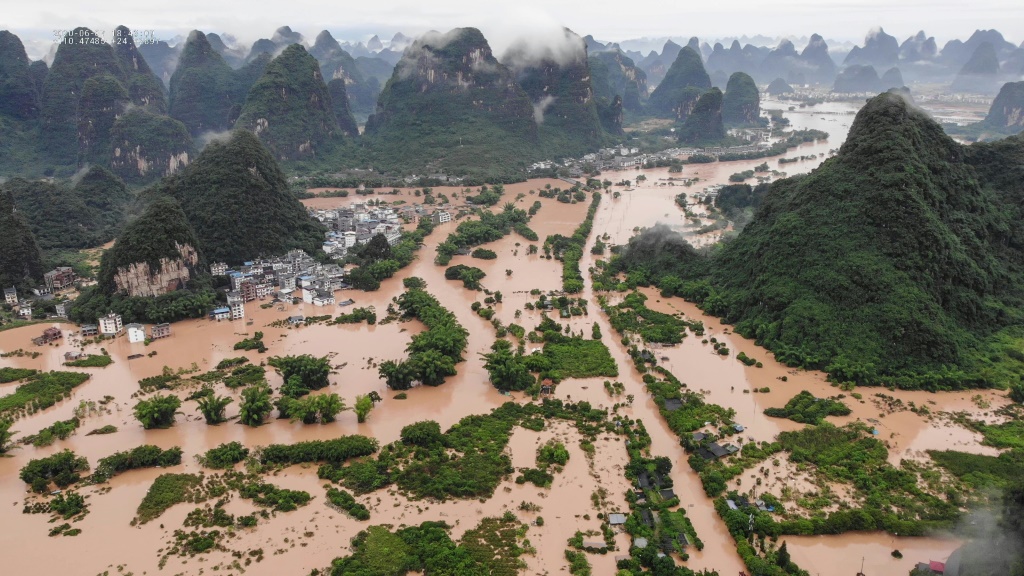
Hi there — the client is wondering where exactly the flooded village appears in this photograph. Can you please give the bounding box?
[0,98,1015,576]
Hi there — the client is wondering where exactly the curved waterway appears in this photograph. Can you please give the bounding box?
[0,104,1002,574]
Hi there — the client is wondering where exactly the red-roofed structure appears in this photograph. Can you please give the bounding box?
[929,560,946,573]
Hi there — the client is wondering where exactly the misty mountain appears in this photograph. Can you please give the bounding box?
[206,32,247,68]
[363,27,537,181]
[235,44,348,160]
[640,39,684,87]
[169,30,269,136]
[939,29,1017,68]
[677,88,725,145]
[899,31,937,62]
[137,40,182,86]
[503,28,604,156]
[0,30,40,120]
[589,49,648,112]
[951,42,1003,94]
[834,65,884,93]
[843,27,899,69]
[768,78,794,95]
[246,26,305,63]
[981,81,1024,134]
[647,46,711,119]
[309,30,380,119]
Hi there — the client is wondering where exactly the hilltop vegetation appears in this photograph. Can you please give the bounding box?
[0,189,43,290]
[364,28,538,182]
[235,44,349,160]
[1,166,131,251]
[647,47,711,119]
[609,92,1024,390]
[147,129,324,264]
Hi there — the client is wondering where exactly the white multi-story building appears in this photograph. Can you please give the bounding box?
[4,287,17,305]
[98,312,123,335]
[210,262,228,276]
[126,323,146,343]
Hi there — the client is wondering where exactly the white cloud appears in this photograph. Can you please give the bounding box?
[7,0,1024,60]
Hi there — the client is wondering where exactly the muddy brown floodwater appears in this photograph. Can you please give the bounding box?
[0,105,1002,575]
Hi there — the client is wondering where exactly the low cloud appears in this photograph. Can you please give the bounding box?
[532,95,556,124]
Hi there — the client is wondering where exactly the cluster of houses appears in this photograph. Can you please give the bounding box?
[77,312,171,344]
[604,468,691,560]
[209,248,360,321]
[310,201,409,258]
[4,266,79,320]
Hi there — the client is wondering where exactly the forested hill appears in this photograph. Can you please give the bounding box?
[235,44,352,160]
[147,130,324,264]
[613,92,1024,390]
[0,189,43,291]
[362,27,538,182]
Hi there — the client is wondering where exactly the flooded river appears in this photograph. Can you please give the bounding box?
[0,103,1000,575]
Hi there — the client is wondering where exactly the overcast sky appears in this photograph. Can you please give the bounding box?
[8,0,1024,59]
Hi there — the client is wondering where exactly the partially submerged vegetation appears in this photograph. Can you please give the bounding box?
[763,390,852,424]
[378,288,468,389]
[0,371,91,420]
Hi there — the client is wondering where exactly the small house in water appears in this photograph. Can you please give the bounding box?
[32,327,63,345]
[81,324,98,337]
[607,513,627,526]
[210,307,231,321]
[64,351,84,362]
[126,323,146,343]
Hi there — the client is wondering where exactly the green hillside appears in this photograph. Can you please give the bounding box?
[647,47,711,118]
[613,92,1024,390]
[364,28,538,182]
[0,189,43,291]
[150,130,324,264]
[235,44,343,160]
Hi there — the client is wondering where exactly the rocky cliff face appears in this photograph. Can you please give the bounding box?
[844,28,899,68]
[99,195,205,296]
[113,243,199,297]
[589,49,648,111]
[110,109,194,183]
[983,81,1024,132]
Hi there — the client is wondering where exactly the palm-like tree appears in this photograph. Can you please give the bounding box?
[196,394,233,424]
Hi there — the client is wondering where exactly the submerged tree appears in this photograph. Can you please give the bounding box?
[196,394,233,424]
[355,394,373,423]
[239,384,274,426]
[133,394,181,429]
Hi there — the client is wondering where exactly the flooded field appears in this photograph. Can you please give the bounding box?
[0,101,1006,575]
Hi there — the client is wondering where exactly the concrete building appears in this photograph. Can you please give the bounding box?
[151,323,171,339]
[126,323,146,343]
[44,267,77,292]
[3,287,17,305]
[431,210,452,225]
[81,324,98,337]
[18,301,32,318]
[98,312,123,335]
[210,307,230,321]
[210,262,228,276]
[54,301,71,317]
